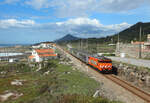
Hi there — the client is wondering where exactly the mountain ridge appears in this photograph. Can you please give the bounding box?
[112,22,150,43]
[55,34,79,43]
[55,22,150,44]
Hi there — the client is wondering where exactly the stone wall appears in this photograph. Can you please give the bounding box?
[113,62,150,93]
[116,43,150,58]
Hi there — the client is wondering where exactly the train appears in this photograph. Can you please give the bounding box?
[69,48,114,73]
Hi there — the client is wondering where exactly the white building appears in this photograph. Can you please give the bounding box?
[32,45,41,49]
[32,42,55,49]
[29,49,57,62]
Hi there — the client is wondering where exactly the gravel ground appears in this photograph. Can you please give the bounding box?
[108,57,150,68]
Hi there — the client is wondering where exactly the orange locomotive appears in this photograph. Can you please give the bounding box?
[70,48,113,73]
[88,56,112,72]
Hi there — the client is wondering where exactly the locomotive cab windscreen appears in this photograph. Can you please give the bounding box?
[98,59,112,63]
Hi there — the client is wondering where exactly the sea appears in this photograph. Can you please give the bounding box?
[0,44,30,48]
[0,44,29,57]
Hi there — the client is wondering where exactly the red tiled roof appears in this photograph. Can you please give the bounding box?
[35,49,57,57]
[35,49,54,53]
[132,42,144,45]
[39,54,57,57]
[29,55,35,59]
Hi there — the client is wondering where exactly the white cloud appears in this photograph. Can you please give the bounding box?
[0,19,35,29]
[56,18,102,27]
[54,18,131,37]
[0,18,131,38]
[1,0,149,17]
[25,0,50,9]
[95,0,144,13]
[24,0,150,17]
[1,0,19,4]
[56,18,131,31]
[104,22,131,31]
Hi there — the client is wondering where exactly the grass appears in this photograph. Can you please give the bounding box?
[0,59,122,103]
[56,64,99,95]
[55,94,123,103]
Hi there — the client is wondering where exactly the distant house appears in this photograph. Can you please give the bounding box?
[29,49,57,62]
[9,58,19,63]
[131,41,145,45]
[131,34,150,50]
[40,42,55,48]
[108,44,116,46]
[144,34,150,49]
[32,42,55,49]
[131,41,145,48]
[32,44,41,49]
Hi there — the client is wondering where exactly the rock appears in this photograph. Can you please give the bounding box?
[0,91,23,102]
[72,68,76,71]
[36,67,42,72]
[43,71,50,75]
[145,76,150,86]
[12,93,23,100]
[119,63,123,67]
[130,72,135,76]
[64,71,71,74]
[138,79,143,84]
[11,80,23,86]
[135,72,139,78]
[141,76,145,82]
[93,90,100,98]
[0,71,6,74]
[0,92,14,102]
[90,76,97,79]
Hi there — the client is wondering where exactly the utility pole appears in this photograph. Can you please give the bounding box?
[80,39,82,50]
[78,39,80,50]
[139,27,142,58]
[96,39,98,53]
[87,38,89,53]
[112,37,113,44]
[117,33,120,52]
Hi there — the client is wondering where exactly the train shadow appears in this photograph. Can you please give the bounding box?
[112,66,118,75]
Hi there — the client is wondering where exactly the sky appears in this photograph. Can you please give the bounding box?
[0,0,150,44]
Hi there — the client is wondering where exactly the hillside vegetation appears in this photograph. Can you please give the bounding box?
[57,22,150,44]
[0,58,122,103]
[57,22,150,53]
[112,22,150,43]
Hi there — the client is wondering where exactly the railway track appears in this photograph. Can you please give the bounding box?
[57,45,150,103]
[104,75,150,103]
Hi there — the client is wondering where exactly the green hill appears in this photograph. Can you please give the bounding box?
[57,22,150,53]
[111,22,150,43]
[92,22,150,44]
[58,22,150,45]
